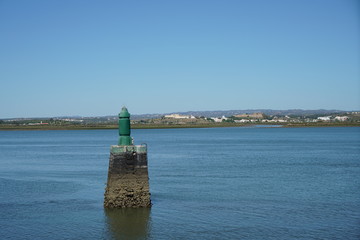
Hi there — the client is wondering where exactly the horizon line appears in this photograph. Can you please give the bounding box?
[1,108,359,120]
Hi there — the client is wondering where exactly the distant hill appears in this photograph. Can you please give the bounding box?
[132,109,347,119]
[233,113,266,119]
[1,109,350,121]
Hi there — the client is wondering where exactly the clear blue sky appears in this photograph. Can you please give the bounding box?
[0,0,359,118]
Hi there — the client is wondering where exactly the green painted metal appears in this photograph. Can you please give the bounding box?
[118,107,133,146]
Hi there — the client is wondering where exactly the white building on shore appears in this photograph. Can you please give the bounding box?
[334,116,349,121]
[317,116,331,121]
[211,116,228,123]
[164,114,195,119]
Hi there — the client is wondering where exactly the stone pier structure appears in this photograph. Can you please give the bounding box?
[104,107,151,208]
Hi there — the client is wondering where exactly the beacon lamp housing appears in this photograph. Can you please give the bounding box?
[118,107,132,146]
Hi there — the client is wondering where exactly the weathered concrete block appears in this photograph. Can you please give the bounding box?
[104,145,151,208]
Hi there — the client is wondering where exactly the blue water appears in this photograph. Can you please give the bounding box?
[0,127,359,239]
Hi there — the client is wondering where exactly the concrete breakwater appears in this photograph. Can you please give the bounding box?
[104,145,151,208]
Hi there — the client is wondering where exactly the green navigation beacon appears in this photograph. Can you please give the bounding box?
[105,106,151,208]
[118,107,132,146]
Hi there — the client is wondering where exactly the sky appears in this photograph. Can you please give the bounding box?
[0,0,359,118]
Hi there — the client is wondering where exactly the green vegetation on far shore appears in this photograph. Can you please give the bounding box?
[0,122,359,131]
[1,111,359,130]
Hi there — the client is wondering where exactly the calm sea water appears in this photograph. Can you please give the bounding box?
[0,127,359,240]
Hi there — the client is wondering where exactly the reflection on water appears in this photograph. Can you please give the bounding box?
[105,208,151,240]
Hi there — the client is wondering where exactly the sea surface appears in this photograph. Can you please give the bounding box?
[0,127,359,240]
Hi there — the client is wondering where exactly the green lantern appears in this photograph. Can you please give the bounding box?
[118,107,132,145]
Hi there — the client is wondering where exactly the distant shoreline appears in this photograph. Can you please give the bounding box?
[0,122,359,131]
